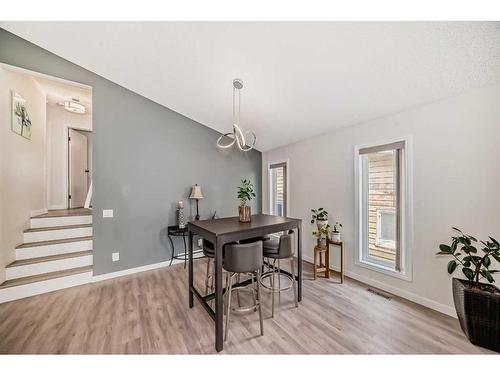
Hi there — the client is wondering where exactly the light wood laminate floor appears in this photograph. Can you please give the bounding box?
[0,260,490,354]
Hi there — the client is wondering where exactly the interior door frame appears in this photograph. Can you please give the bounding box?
[66,125,92,209]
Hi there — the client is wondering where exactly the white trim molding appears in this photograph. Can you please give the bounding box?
[0,258,185,304]
[301,255,456,318]
[91,258,184,283]
[354,135,414,282]
[266,158,290,216]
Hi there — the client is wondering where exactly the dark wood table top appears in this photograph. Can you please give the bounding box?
[188,214,301,236]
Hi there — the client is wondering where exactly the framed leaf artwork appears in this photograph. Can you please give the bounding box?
[12,91,32,139]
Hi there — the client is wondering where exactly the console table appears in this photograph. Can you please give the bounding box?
[167,225,204,267]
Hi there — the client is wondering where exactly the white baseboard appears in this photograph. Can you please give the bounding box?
[92,258,185,283]
[30,208,48,217]
[0,271,92,304]
[302,255,456,318]
[0,258,185,304]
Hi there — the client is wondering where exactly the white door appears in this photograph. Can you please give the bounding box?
[69,129,88,208]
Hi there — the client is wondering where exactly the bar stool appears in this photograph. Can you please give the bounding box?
[261,230,298,317]
[223,241,264,341]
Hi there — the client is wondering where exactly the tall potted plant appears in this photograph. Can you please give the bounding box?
[237,179,255,222]
[436,227,500,352]
[311,208,328,229]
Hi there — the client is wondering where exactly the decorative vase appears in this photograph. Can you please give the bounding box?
[316,220,328,230]
[331,231,341,242]
[177,208,185,229]
[239,204,251,222]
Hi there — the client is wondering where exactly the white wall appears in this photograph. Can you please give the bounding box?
[46,105,91,209]
[262,84,500,316]
[0,67,47,284]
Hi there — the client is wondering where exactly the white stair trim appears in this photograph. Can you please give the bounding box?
[16,238,93,260]
[0,258,183,304]
[30,215,92,228]
[24,226,92,242]
[6,254,93,280]
[0,271,92,304]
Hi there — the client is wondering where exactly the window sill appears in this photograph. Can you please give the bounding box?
[355,259,412,282]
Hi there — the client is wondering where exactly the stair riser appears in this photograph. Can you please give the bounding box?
[24,227,93,243]
[16,239,93,260]
[0,271,92,304]
[6,255,93,280]
[30,215,92,228]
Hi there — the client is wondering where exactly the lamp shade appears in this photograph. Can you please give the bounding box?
[189,184,204,200]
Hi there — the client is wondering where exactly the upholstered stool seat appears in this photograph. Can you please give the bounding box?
[260,230,298,317]
[223,241,264,341]
[262,238,280,254]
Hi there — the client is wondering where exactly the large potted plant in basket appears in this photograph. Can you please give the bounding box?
[437,227,500,352]
[237,179,255,222]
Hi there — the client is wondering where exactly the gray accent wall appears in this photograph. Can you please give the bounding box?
[0,28,262,275]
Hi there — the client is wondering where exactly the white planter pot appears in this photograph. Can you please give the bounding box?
[316,220,328,229]
[331,232,341,242]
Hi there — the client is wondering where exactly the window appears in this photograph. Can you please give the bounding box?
[376,208,396,249]
[355,139,412,279]
[269,162,287,217]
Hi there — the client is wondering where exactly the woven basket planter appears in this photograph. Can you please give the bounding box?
[452,278,500,352]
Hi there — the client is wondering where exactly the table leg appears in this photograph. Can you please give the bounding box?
[168,234,175,267]
[188,231,194,308]
[215,239,224,352]
[326,244,330,279]
[182,233,187,269]
[340,242,344,284]
[297,223,302,301]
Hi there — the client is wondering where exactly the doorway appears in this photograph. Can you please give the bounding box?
[68,128,92,208]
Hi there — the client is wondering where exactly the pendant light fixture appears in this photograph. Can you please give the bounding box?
[216,79,256,151]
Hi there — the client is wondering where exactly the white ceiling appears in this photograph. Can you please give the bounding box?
[2,22,499,151]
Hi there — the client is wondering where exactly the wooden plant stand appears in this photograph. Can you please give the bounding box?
[313,244,329,279]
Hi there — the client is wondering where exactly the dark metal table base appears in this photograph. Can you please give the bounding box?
[190,265,298,322]
[187,214,302,353]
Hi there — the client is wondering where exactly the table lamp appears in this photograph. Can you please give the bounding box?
[189,184,204,220]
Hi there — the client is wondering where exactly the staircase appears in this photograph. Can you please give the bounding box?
[0,209,93,303]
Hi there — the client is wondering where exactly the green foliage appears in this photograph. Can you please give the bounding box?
[237,179,256,205]
[437,228,500,287]
[313,224,331,239]
[311,208,328,224]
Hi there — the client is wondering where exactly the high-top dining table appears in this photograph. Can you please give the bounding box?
[188,214,302,352]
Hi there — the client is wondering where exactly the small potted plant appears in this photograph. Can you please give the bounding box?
[313,224,330,247]
[237,179,255,222]
[311,208,328,229]
[436,227,500,352]
[331,221,343,242]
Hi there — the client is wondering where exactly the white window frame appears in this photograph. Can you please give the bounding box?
[267,159,290,217]
[354,136,413,281]
[376,208,396,250]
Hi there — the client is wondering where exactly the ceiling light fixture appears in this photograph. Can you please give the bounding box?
[216,79,256,152]
[64,99,86,114]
